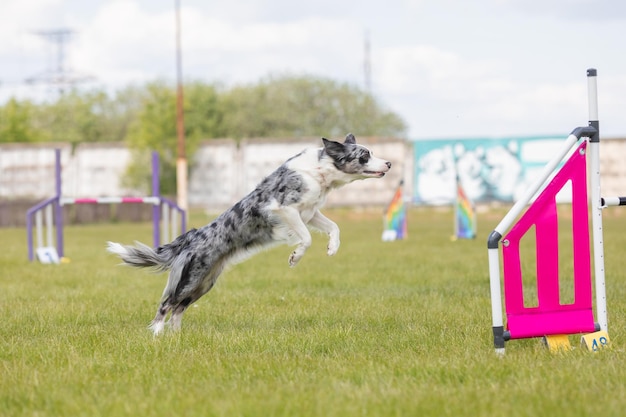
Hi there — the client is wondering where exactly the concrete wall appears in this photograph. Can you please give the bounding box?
[0,143,70,199]
[0,142,139,200]
[63,143,137,198]
[189,137,410,209]
[0,137,410,210]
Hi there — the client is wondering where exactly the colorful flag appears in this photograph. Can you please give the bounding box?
[382,181,408,241]
[454,179,477,239]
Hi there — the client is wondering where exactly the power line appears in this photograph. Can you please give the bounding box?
[25,28,94,95]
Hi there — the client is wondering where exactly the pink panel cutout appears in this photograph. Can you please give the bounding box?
[502,141,596,339]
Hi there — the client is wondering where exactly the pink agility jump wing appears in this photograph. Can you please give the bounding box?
[502,141,597,339]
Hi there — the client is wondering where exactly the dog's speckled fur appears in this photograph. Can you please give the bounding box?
[107,134,391,335]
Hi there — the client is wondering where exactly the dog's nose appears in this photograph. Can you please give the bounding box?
[386,161,392,169]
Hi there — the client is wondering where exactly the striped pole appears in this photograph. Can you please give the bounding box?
[60,196,160,205]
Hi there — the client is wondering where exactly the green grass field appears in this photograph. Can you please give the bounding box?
[1,207,625,417]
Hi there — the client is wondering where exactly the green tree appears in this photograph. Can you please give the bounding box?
[184,81,226,140]
[124,80,225,195]
[221,75,407,139]
[109,85,149,141]
[0,99,41,143]
[124,81,177,195]
[26,88,139,145]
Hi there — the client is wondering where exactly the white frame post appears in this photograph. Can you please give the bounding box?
[587,69,608,332]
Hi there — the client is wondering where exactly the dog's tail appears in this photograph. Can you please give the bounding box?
[108,228,201,271]
[107,241,174,271]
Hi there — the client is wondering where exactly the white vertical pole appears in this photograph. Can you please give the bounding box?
[588,70,599,122]
[36,210,43,249]
[587,69,608,332]
[171,209,178,242]
[452,152,459,239]
[454,191,459,239]
[162,203,170,244]
[45,204,53,247]
[488,248,505,355]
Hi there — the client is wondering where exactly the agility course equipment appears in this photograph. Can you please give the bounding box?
[453,176,476,240]
[26,149,186,262]
[382,180,408,241]
[487,69,612,353]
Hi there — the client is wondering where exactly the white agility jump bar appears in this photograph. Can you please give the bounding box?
[601,197,626,207]
[60,196,160,205]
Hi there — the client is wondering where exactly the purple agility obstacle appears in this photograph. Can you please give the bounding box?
[26,149,186,261]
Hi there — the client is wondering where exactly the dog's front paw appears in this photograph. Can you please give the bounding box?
[289,250,302,267]
[327,239,340,256]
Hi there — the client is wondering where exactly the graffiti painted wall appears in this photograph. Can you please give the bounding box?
[412,136,574,204]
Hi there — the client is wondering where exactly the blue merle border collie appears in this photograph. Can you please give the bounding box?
[107,134,391,335]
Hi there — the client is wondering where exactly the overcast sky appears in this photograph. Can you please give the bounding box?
[1,0,626,140]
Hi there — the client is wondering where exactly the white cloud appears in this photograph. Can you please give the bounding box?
[377,45,506,99]
[68,2,365,88]
[174,8,364,86]
[0,0,64,38]
[499,0,626,20]
[70,1,174,85]
[373,44,604,138]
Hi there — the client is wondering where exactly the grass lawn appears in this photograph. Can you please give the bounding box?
[1,206,625,417]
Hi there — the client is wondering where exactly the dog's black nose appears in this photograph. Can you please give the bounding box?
[386,161,392,169]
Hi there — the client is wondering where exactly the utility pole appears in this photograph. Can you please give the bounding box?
[175,0,188,213]
[364,30,371,92]
[25,28,93,95]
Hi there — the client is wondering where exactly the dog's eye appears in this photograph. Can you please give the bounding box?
[359,152,370,164]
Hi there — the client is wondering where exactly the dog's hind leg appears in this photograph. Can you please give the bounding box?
[168,297,193,332]
[149,302,171,336]
[166,263,225,332]
[308,210,340,256]
[169,306,186,332]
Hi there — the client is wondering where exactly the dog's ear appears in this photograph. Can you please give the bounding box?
[344,133,356,144]
[322,138,346,160]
